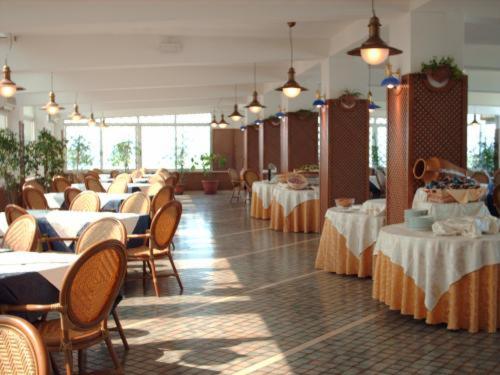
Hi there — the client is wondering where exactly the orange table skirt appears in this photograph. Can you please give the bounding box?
[250,193,271,220]
[373,253,500,333]
[270,199,320,233]
[315,220,373,277]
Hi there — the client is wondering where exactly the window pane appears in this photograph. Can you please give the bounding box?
[102,126,136,170]
[141,126,176,169]
[65,126,101,170]
[176,126,211,168]
[176,113,211,124]
[139,115,175,124]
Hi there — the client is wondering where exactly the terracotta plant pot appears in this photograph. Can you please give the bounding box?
[413,157,466,183]
[340,94,357,108]
[174,184,185,195]
[201,180,219,195]
[424,65,451,83]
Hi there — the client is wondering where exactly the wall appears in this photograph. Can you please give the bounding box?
[259,118,281,173]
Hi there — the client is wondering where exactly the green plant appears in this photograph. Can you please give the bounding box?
[175,143,187,184]
[110,140,134,172]
[25,129,66,188]
[468,141,495,175]
[67,135,93,171]
[218,154,227,170]
[421,56,463,79]
[0,128,21,196]
[341,89,362,97]
[190,152,223,177]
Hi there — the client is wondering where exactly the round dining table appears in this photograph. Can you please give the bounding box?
[251,181,277,220]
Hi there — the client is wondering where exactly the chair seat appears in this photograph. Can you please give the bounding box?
[126,245,170,259]
[35,318,102,348]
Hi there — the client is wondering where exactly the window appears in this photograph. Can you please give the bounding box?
[0,112,7,129]
[141,126,176,169]
[65,126,101,170]
[369,117,387,168]
[467,114,497,173]
[102,126,136,170]
[176,126,211,167]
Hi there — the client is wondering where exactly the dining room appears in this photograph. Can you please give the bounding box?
[0,0,500,374]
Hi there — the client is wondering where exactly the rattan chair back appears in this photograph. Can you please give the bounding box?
[63,187,81,208]
[228,168,240,184]
[151,185,175,215]
[22,187,49,210]
[84,171,100,180]
[84,176,106,193]
[115,173,132,183]
[130,169,143,179]
[0,315,50,375]
[471,171,490,185]
[148,174,165,184]
[170,172,180,184]
[23,180,44,194]
[165,176,176,187]
[69,191,101,212]
[5,204,28,225]
[119,192,150,214]
[51,175,71,193]
[150,200,182,250]
[110,170,119,179]
[147,181,166,196]
[75,218,127,254]
[156,169,170,180]
[243,170,259,192]
[2,215,38,252]
[107,180,128,194]
[60,240,126,330]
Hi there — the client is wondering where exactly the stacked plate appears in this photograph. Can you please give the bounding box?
[407,215,434,231]
[404,209,428,223]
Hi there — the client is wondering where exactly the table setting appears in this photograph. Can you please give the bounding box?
[72,181,151,194]
[45,192,135,211]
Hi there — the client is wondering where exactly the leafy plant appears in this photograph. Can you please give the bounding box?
[25,129,66,188]
[341,89,362,97]
[175,143,187,184]
[190,152,224,177]
[0,128,21,197]
[468,141,495,175]
[110,140,134,172]
[67,135,93,171]
[421,56,463,80]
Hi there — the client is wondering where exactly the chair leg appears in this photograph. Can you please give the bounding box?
[49,353,60,375]
[77,350,85,374]
[112,308,129,351]
[167,252,183,291]
[104,333,122,372]
[148,259,161,297]
[63,348,73,375]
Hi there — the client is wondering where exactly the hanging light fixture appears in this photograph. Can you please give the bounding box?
[276,22,307,98]
[210,111,218,128]
[380,62,401,88]
[41,73,64,115]
[312,90,326,108]
[367,66,380,113]
[218,114,228,129]
[240,125,247,132]
[229,85,244,122]
[275,106,286,119]
[88,105,97,127]
[347,0,402,65]
[69,93,85,121]
[469,113,480,126]
[254,117,263,126]
[99,115,109,128]
[0,35,25,98]
[245,63,266,113]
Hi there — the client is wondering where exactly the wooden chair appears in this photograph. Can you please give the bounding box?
[63,187,81,209]
[84,170,100,180]
[165,176,176,187]
[110,170,120,179]
[375,168,387,197]
[5,204,28,225]
[115,173,132,183]
[84,176,106,193]
[0,240,127,375]
[23,179,45,193]
[127,201,183,296]
[148,174,165,184]
[494,185,500,215]
[91,168,103,174]
[243,170,259,195]
[471,171,490,185]
[228,168,242,202]
[156,169,170,180]
[69,191,100,212]
[147,181,166,196]
[0,315,50,375]
[107,180,128,194]
[170,172,180,184]
[151,185,175,216]
[22,187,49,210]
[119,192,151,214]
[130,169,143,179]
[493,169,500,187]
[51,175,71,193]
[1,215,38,251]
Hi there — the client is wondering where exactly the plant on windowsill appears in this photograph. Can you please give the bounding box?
[421,56,463,83]
[0,128,21,203]
[174,144,187,195]
[110,140,134,172]
[190,152,226,194]
[67,135,93,172]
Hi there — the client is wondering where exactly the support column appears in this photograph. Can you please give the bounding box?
[244,125,259,172]
[259,118,281,174]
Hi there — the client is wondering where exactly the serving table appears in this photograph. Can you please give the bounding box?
[270,184,320,233]
[72,182,151,194]
[372,224,500,333]
[315,200,386,277]
[251,181,277,220]
[45,192,134,211]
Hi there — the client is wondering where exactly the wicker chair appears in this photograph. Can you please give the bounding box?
[23,180,45,193]
[22,187,49,210]
[119,192,151,214]
[107,180,128,194]
[151,185,175,216]
[228,168,242,202]
[51,175,71,193]
[165,176,176,187]
[63,187,81,209]
[127,201,183,296]
[148,174,165,184]
[110,170,120,179]
[494,169,500,187]
[115,173,132,183]
[2,215,38,251]
[5,204,28,225]
[130,169,143,179]
[0,315,50,375]
[242,170,259,195]
[170,172,180,184]
[84,170,100,180]
[147,181,166,196]
[0,240,127,375]
[84,176,106,193]
[156,169,170,180]
[471,171,490,185]
[69,191,100,212]
[375,169,387,197]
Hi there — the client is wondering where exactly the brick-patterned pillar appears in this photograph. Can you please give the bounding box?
[319,98,370,222]
[386,73,467,224]
[280,111,318,172]
[259,118,281,174]
[244,125,260,172]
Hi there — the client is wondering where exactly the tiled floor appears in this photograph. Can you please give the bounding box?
[66,192,500,374]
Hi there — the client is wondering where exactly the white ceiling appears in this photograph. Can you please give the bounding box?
[0,0,499,118]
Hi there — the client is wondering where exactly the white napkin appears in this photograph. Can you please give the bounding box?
[360,199,386,217]
[432,215,499,238]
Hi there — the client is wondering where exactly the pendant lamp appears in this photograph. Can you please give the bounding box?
[229,85,244,122]
[245,63,266,113]
[88,105,97,127]
[41,73,64,115]
[218,114,228,129]
[0,35,25,98]
[69,93,85,121]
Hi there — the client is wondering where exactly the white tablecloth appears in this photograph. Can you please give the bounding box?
[374,224,500,311]
[252,181,277,209]
[412,188,490,220]
[45,192,132,210]
[272,185,320,216]
[0,252,78,290]
[72,182,151,194]
[325,206,385,257]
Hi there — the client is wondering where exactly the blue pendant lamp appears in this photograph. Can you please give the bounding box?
[312,90,326,108]
[254,118,263,126]
[275,106,286,119]
[240,125,247,132]
[380,63,400,89]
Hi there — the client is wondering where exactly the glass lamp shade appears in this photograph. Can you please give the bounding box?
[245,91,265,114]
[254,119,263,126]
[240,125,247,132]
[275,110,286,119]
[360,48,389,65]
[88,113,97,127]
[69,104,84,121]
[283,86,301,98]
[41,91,64,115]
[210,122,218,128]
[381,75,400,89]
[368,101,381,113]
[218,115,228,129]
[276,67,307,98]
[229,104,244,122]
[313,98,326,108]
[0,65,24,98]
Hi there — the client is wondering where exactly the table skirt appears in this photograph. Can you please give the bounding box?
[373,253,500,333]
[270,199,320,233]
[251,193,271,220]
[315,220,373,277]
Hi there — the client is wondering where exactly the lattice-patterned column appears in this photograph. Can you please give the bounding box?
[244,125,260,172]
[319,98,370,222]
[259,118,281,174]
[280,111,318,173]
[386,73,468,224]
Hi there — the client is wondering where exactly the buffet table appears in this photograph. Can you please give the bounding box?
[270,184,320,233]
[315,200,386,277]
[372,224,500,333]
[251,181,276,220]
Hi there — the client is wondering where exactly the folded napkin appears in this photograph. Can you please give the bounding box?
[361,199,386,216]
[432,215,499,238]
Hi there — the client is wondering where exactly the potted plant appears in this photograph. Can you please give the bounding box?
[421,56,463,83]
[0,128,21,203]
[191,152,224,194]
[67,135,93,172]
[174,144,187,195]
[340,89,362,107]
[110,140,134,172]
